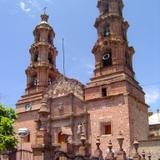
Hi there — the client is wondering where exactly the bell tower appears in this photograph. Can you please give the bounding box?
[93,0,134,78]
[26,13,59,95]
[85,0,149,155]
[16,14,60,150]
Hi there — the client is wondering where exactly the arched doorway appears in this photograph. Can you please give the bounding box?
[58,132,65,144]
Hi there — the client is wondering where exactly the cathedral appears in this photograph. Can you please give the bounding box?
[16,0,150,158]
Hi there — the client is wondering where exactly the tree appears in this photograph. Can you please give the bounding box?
[0,103,17,153]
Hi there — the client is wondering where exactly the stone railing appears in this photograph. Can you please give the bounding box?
[0,132,157,160]
[54,132,153,160]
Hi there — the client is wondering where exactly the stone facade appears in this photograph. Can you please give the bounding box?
[16,0,153,159]
[139,139,160,160]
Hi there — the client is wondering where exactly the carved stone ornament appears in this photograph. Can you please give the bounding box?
[43,76,84,100]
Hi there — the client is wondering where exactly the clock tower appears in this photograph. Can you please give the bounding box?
[16,13,60,149]
[85,0,149,154]
[92,0,134,79]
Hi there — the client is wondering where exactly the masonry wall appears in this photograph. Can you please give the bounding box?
[16,110,39,151]
[50,94,85,118]
[128,95,149,143]
[85,79,128,101]
[50,94,87,145]
[16,95,42,151]
[139,139,160,160]
[86,94,132,156]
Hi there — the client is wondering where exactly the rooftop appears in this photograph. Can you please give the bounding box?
[149,109,160,125]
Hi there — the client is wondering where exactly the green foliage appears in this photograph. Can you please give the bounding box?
[0,103,17,153]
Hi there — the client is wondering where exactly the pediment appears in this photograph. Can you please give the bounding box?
[44,76,84,100]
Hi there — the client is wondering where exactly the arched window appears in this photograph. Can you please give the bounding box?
[103,23,110,37]
[31,74,38,88]
[48,34,53,44]
[48,76,55,85]
[23,134,30,143]
[123,30,127,41]
[34,53,38,62]
[58,132,65,144]
[125,52,129,66]
[102,49,112,67]
[106,2,109,13]
[48,53,53,64]
[102,87,107,97]
[35,33,40,42]
[104,24,110,37]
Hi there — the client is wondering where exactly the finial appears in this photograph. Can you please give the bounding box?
[117,131,124,151]
[133,137,139,154]
[96,136,101,149]
[105,140,114,160]
[80,132,86,146]
[142,150,146,160]
[41,7,49,22]
[148,152,151,160]
[43,7,47,14]
[108,140,113,153]
[94,136,103,158]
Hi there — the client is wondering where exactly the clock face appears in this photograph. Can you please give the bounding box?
[25,103,32,111]
[103,53,110,60]
[102,52,112,67]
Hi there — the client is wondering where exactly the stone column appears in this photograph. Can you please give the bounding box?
[32,101,51,160]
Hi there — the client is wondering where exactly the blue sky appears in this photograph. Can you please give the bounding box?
[0,0,159,112]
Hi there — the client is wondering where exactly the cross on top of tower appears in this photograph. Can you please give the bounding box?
[41,7,49,22]
[43,7,47,14]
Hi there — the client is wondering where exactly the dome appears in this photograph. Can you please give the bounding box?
[33,13,54,36]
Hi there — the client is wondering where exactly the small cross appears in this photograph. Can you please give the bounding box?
[43,7,47,14]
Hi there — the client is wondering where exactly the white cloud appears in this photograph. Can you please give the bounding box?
[19,0,53,15]
[86,64,94,74]
[27,0,41,11]
[20,2,31,13]
[145,88,160,104]
[87,64,94,70]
